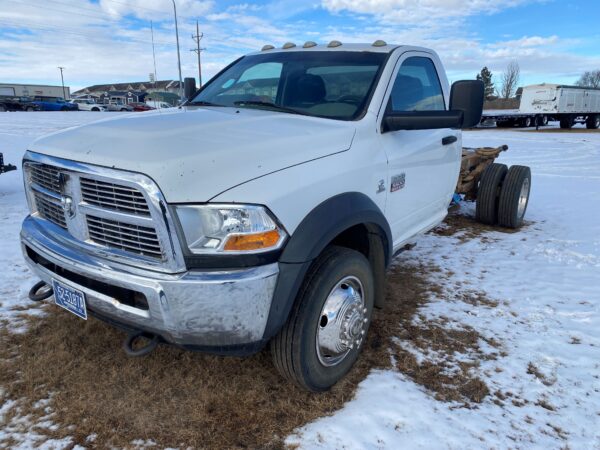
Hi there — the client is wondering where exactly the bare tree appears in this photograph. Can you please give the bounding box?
[499,61,520,99]
[576,70,600,88]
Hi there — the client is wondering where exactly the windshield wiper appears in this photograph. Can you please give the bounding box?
[233,100,303,115]
[187,100,225,107]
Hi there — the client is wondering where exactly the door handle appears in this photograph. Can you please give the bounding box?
[442,135,457,146]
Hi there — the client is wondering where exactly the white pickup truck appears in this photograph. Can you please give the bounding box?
[21,41,485,391]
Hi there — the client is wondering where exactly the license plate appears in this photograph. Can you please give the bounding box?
[52,279,87,320]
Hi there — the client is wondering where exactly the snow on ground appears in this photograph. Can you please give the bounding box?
[0,113,107,332]
[1,112,599,449]
[288,129,600,449]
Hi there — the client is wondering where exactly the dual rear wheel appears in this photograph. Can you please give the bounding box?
[476,163,532,228]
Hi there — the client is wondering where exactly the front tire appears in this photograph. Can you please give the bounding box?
[271,246,374,392]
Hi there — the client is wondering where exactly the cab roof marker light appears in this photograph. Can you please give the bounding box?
[372,40,387,47]
[261,44,275,51]
[303,41,317,48]
[327,40,342,48]
[282,42,296,49]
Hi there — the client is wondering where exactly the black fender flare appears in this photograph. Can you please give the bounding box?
[262,192,392,340]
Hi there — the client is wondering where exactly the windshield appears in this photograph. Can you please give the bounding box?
[191,51,387,120]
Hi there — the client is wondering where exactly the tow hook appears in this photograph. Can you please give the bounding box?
[123,331,159,357]
[28,280,54,302]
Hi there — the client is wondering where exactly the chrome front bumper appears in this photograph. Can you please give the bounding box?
[21,216,279,348]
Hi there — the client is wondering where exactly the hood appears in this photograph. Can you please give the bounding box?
[30,107,356,202]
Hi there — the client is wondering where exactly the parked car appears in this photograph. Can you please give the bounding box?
[69,99,107,112]
[145,100,174,109]
[20,41,487,391]
[104,101,134,112]
[30,97,78,111]
[130,102,155,112]
[0,96,39,111]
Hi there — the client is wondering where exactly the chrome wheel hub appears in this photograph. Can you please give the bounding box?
[316,276,367,367]
[518,177,530,219]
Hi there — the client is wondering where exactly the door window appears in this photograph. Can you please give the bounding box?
[388,57,445,112]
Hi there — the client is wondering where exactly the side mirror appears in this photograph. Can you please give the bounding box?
[449,80,484,128]
[184,77,197,101]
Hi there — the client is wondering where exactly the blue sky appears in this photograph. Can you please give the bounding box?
[0,0,598,91]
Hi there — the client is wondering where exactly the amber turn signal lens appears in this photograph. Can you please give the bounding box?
[223,229,281,251]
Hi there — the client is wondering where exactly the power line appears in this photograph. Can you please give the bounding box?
[5,0,115,23]
[101,0,173,15]
[0,19,178,48]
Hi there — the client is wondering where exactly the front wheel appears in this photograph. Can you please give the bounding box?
[271,246,374,391]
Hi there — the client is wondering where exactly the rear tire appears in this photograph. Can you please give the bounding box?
[498,166,532,228]
[535,115,547,127]
[92,107,99,112]
[476,163,508,225]
[271,246,374,392]
[586,114,600,129]
[521,117,532,128]
[560,116,574,129]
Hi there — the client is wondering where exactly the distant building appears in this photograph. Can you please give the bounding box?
[0,83,71,99]
[72,80,182,106]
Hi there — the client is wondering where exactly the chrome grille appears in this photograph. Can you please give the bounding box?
[80,177,150,216]
[86,215,163,259]
[23,152,183,272]
[33,190,67,228]
[29,163,62,194]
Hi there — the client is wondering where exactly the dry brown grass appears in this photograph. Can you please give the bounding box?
[0,218,500,448]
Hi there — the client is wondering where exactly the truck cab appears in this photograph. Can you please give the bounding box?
[20,41,482,391]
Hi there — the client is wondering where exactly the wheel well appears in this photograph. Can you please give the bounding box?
[328,223,388,308]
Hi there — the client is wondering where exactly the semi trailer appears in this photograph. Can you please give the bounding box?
[482,84,600,129]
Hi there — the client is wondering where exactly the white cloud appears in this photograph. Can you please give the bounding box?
[321,0,536,25]
[0,0,598,90]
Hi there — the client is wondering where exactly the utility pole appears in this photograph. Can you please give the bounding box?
[171,0,184,103]
[191,21,204,86]
[150,20,158,87]
[57,67,66,99]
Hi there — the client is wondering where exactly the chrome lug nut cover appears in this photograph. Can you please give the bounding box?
[316,276,368,367]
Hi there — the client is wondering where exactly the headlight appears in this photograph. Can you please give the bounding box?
[174,204,286,254]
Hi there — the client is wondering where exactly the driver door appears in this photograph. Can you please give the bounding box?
[379,52,461,249]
